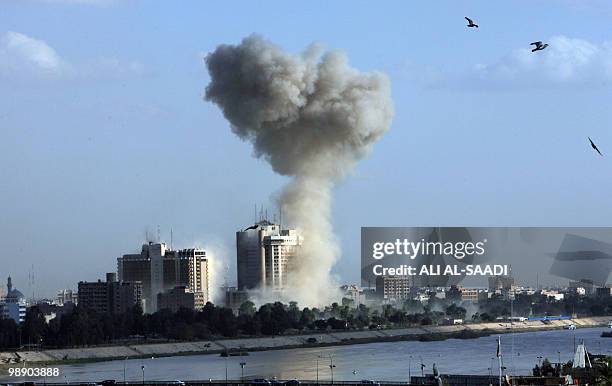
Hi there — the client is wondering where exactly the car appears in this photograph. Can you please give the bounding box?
[361,380,380,386]
[252,379,272,385]
[284,379,300,386]
[169,381,186,385]
[98,380,116,386]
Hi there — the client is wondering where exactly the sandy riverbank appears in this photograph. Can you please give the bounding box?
[2,316,610,366]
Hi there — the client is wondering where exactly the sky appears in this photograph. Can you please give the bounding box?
[2,0,612,298]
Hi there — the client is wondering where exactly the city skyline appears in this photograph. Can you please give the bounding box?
[3,1,612,297]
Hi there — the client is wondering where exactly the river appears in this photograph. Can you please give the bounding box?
[3,327,611,383]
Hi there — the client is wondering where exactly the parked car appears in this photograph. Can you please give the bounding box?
[361,380,381,386]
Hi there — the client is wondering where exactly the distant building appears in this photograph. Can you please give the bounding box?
[236,220,302,291]
[78,273,142,314]
[56,289,78,306]
[569,279,595,296]
[595,286,612,297]
[460,288,480,303]
[375,276,413,301]
[224,286,249,311]
[340,284,364,305]
[0,277,27,323]
[541,289,565,301]
[157,286,205,312]
[117,242,210,312]
[488,275,515,294]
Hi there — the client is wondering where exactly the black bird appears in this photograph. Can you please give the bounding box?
[589,137,603,156]
[465,17,478,28]
[530,41,549,52]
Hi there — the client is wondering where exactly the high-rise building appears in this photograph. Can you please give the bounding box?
[117,242,209,312]
[78,273,142,314]
[236,220,302,291]
[0,277,27,323]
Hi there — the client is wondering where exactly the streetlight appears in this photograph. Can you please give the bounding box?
[240,362,246,381]
[316,354,324,384]
[420,356,426,377]
[124,357,128,384]
[329,355,336,385]
[141,365,145,384]
[408,355,412,382]
[225,356,228,384]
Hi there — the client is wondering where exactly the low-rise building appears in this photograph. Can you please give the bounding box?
[375,275,413,301]
[157,286,206,312]
[595,286,612,297]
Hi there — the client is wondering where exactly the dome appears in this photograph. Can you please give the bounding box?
[6,288,25,301]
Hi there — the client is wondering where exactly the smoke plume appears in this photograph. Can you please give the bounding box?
[204,35,394,306]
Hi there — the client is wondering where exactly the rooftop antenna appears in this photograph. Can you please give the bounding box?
[254,203,257,224]
[279,205,282,229]
[170,228,173,250]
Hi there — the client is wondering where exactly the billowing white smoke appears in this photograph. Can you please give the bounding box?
[204,35,394,306]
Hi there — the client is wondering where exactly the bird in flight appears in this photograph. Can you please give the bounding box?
[530,41,549,52]
[465,17,478,28]
[589,137,603,156]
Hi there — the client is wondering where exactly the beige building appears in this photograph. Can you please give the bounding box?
[118,242,210,312]
[375,275,414,301]
[236,220,302,291]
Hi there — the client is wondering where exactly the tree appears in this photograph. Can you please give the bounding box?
[239,301,256,317]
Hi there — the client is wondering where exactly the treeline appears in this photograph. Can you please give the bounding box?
[1,292,611,350]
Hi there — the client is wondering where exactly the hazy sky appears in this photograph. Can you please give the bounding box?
[2,1,612,298]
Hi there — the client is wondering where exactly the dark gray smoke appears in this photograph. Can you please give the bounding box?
[205,35,394,306]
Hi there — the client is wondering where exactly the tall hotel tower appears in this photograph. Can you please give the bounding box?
[236,220,302,292]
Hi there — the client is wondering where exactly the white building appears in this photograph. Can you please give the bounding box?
[0,277,27,323]
[236,220,302,291]
[56,289,78,306]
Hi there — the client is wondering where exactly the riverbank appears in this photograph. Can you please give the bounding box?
[2,315,610,366]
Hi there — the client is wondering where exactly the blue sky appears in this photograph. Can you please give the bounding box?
[2,1,612,297]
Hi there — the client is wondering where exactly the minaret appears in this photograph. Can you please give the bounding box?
[7,276,12,294]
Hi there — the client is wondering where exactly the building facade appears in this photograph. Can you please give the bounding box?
[375,275,413,301]
[117,242,209,312]
[157,286,206,312]
[0,277,27,323]
[236,220,301,291]
[78,273,142,314]
[56,289,78,306]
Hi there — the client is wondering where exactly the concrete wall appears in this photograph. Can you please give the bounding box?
[3,316,610,364]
